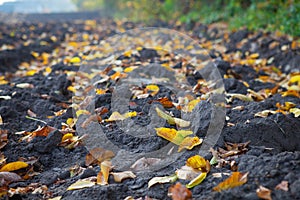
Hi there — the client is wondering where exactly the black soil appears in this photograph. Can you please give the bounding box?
[0,13,299,200]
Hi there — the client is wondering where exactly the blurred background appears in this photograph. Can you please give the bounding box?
[0,0,299,36]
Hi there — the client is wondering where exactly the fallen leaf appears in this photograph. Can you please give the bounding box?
[0,96,11,100]
[67,179,95,190]
[186,172,207,188]
[168,182,192,200]
[185,99,200,112]
[173,118,190,128]
[254,110,277,118]
[213,172,248,192]
[256,185,272,200]
[155,127,178,144]
[289,108,300,117]
[227,93,253,102]
[16,83,34,89]
[130,157,161,171]
[146,84,160,96]
[155,107,175,125]
[0,161,28,172]
[106,111,126,122]
[48,196,62,200]
[275,180,288,191]
[97,160,112,185]
[175,165,200,180]
[85,147,115,166]
[70,57,81,64]
[156,97,174,108]
[178,137,202,152]
[19,125,55,142]
[0,130,8,150]
[148,174,178,188]
[111,171,136,182]
[186,155,210,172]
[0,172,22,186]
[0,116,3,125]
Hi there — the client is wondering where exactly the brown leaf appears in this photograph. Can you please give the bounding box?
[85,147,115,166]
[213,172,248,192]
[275,180,288,191]
[0,130,8,150]
[168,182,192,200]
[256,185,272,200]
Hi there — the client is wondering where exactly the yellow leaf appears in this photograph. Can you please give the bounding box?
[70,57,81,64]
[186,155,207,170]
[290,108,300,117]
[123,111,137,118]
[178,137,202,152]
[155,107,175,125]
[148,174,177,188]
[186,172,207,188]
[0,161,28,172]
[146,84,160,96]
[155,127,180,145]
[67,179,95,190]
[186,99,200,112]
[26,70,37,76]
[123,50,132,57]
[110,171,136,182]
[213,172,248,192]
[96,89,106,95]
[176,130,193,137]
[124,66,138,73]
[106,111,126,122]
[67,86,76,93]
[97,160,112,185]
[76,110,90,117]
[249,53,259,59]
[289,75,300,84]
[61,133,74,142]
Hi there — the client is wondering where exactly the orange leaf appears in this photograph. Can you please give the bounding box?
[0,161,28,172]
[168,182,192,200]
[213,172,248,192]
[156,97,174,108]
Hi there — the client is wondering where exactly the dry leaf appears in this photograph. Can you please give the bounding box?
[146,84,160,96]
[256,185,272,200]
[213,172,248,192]
[19,125,56,142]
[289,108,300,117]
[111,171,136,182]
[67,179,95,190]
[85,147,115,166]
[186,172,207,188]
[254,110,277,118]
[0,130,8,150]
[275,180,288,191]
[175,166,200,180]
[130,157,161,171]
[0,161,28,172]
[0,116,3,125]
[155,127,178,144]
[178,137,202,152]
[97,160,112,185]
[148,174,178,188]
[156,97,174,108]
[168,182,192,200]
[0,172,22,186]
[16,83,34,89]
[155,107,175,125]
[173,118,190,128]
[106,111,126,122]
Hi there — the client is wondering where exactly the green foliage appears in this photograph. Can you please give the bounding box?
[72,0,300,36]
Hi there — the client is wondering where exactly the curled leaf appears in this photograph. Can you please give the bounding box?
[290,108,300,117]
[186,172,207,189]
[186,155,210,172]
[155,107,175,125]
[111,171,136,182]
[148,174,178,188]
[97,160,112,185]
[85,148,115,166]
[178,137,202,152]
[175,166,200,180]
